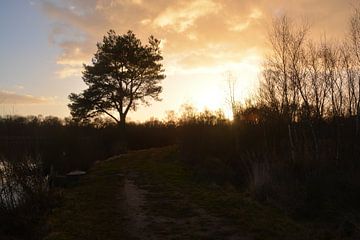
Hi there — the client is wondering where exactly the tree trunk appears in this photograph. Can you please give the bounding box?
[233,113,240,154]
[356,104,360,138]
[118,114,127,153]
[288,124,295,163]
[310,121,319,162]
[334,117,340,165]
[120,114,126,135]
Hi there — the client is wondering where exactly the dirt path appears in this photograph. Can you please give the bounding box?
[122,172,251,240]
[123,177,150,239]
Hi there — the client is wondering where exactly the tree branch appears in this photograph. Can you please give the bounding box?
[97,106,119,123]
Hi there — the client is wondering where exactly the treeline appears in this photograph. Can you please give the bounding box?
[261,15,360,123]
[259,14,360,161]
[0,108,231,176]
[0,115,178,174]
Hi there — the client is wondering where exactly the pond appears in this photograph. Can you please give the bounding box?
[0,161,22,208]
[0,159,47,209]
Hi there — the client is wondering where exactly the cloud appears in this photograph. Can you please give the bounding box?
[55,41,92,78]
[39,0,354,78]
[14,85,24,90]
[56,67,83,78]
[227,8,263,32]
[0,91,53,105]
[153,0,221,32]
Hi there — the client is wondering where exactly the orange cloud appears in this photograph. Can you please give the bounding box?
[0,91,54,105]
[55,42,92,78]
[227,8,263,32]
[153,0,221,32]
[40,0,353,79]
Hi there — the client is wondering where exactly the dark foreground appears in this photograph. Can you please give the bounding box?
[45,146,308,240]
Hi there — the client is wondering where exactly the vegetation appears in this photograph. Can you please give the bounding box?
[44,156,128,240]
[68,30,165,147]
[2,10,360,240]
[0,115,177,174]
[174,13,360,238]
[0,154,52,240]
[45,147,306,240]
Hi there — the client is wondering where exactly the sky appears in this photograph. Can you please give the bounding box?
[0,0,356,121]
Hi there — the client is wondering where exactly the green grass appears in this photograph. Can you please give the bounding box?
[45,146,308,240]
[44,163,129,239]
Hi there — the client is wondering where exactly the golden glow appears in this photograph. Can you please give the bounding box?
[5,0,350,120]
[153,0,221,32]
[175,52,261,120]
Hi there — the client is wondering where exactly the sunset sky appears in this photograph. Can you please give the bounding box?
[0,0,355,121]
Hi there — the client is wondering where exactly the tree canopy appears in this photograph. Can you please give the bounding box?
[68,30,165,128]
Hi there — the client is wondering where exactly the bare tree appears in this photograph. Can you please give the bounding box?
[262,15,310,161]
[308,42,330,120]
[340,44,358,117]
[263,16,311,118]
[349,8,360,136]
[224,71,239,120]
[224,71,241,153]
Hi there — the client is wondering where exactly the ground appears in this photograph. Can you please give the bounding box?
[44,146,307,240]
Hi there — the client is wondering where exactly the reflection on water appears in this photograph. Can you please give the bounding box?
[0,158,46,209]
[0,160,21,208]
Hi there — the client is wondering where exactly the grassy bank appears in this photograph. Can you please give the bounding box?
[45,146,306,240]
[44,164,129,239]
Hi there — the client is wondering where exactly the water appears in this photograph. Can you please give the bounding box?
[0,160,44,209]
[0,161,21,208]
[0,155,50,210]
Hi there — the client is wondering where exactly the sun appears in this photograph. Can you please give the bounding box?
[189,59,261,120]
[191,83,232,120]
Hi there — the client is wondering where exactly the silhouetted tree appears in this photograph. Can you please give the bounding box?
[68,30,165,140]
[262,15,309,122]
[224,71,241,153]
[224,71,239,120]
[261,15,309,162]
[349,8,360,136]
